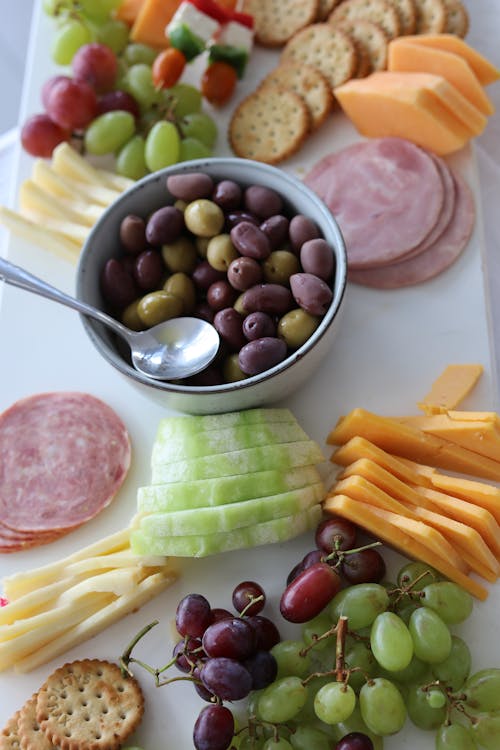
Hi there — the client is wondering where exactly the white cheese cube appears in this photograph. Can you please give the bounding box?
[167,1,221,43]
[216,21,254,53]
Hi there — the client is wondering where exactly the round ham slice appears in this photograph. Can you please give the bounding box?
[0,392,131,539]
[304,137,445,269]
[348,172,475,289]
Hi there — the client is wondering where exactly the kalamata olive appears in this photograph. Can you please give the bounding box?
[212,180,242,210]
[239,337,288,375]
[242,284,294,317]
[186,364,224,386]
[262,250,300,286]
[260,215,290,249]
[300,238,334,281]
[244,185,283,219]
[163,272,196,314]
[223,354,247,382]
[207,234,239,272]
[137,290,183,327]
[146,205,184,245]
[214,308,246,351]
[243,312,276,341]
[225,210,259,230]
[230,222,271,260]
[277,308,320,349]
[192,260,226,290]
[184,199,224,237]
[166,172,214,202]
[194,301,215,323]
[227,257,263,292]
[288,214,320,253]
[133,249,164,290]
[161,237,198,274]
[100,258,138,310]
[120,214,147,254]
[290,273,333,316]
[207,280,238,311]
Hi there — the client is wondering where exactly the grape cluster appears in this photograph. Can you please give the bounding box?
[22,1,217,177]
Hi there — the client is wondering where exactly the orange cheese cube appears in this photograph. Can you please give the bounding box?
[115,0,145,25]
[388,39,495,116]
[130,0,182,48]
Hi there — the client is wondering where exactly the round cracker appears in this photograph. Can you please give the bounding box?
[329,0,401,39]
[229,86,310,164]
[242,0,319,46]
[1,710,22,750]
[36,660,144,750]
[317,0,343,20]
[18,695,54,750]
[413,0,447,33]
[442,0,469,36]
[260,63,334,129]
[281,24,358,90]
[390,0,417,33]
[338,19,389,72]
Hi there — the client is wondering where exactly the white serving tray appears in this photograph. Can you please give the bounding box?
[0,3,498,748]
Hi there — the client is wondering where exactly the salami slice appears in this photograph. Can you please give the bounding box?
[0,392,131,540]
[304,137,445,269]
[348,172,475,289]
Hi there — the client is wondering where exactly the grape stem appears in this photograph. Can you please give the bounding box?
[239,594,265,618]
[335,615,348,682]
[324,540,382,567]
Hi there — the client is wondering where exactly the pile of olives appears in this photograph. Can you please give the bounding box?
[100,171,337,385]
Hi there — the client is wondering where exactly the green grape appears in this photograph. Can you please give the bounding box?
[257,677,308,723]
[394,599,421,624]
[432,635,471,691]
[145,121,180,171]
[116,135,148,180]
[84,112,136,155]
[263,738,293,750]
[370,611,414,672]
[289,723,331,750]
[359,677,407,736]
[270,640,311,679]
[79,0,118,22]
[124,64,162,110]
[43,0,73,16]
[380,655,430,685]
[239,737,265,750]
[329,584,389,631]
[302,612,334,652]
[345,640,378,693]
[96,19,129,54]
[421,582,473,625]
[181,112,218,149]
[397,561,442,590]
[179,138,211,162]
[436,723,478,750]
[427,688,447,709]
[406,684,447,730]
[51,18,92,65]
[464,669,500,713]
[246,689,264,718]
[408,607,452,664]
[166,83,203,119]
[293,675,332,724]
[331,705,384,750]
[314,681,356,725]
[471,713,500,749]
[123,43,159,66]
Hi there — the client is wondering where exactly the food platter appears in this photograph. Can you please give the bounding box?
[1,1,499,748]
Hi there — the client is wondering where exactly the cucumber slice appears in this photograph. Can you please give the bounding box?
[130,505,323,557]
[134,483,325,536]
[151,421,309,464]
[150,440,326,483]
[137,466,323,512]
[154,408,296,441]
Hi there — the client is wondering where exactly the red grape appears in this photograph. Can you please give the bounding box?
[97,89,140,120]
[335,732,374,750]
[231,580,266,616]
[287,549,323,585]
[341,548,386,585]
[193,704,235,750]
[245,614,280,651]
[172,637,203,672]
[210,607,233,623]
[41,75,71,109]
[280,562,342,623]
[200,657,252,700]
[315,517,357,554]
[72,42,118,93]
[46,77,98,131]
[176,593,213,638]
[244,649,278,690]
[20,114,70,157]
[202,617,256,660]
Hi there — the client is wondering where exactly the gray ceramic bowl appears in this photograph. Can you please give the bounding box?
[76,157,347,414]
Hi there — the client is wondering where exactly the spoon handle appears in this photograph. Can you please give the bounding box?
[0,257,129,338]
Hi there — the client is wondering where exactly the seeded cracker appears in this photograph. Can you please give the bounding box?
[260,63,334,129]
[390,0,417,34]
[413,0,447,33]
[36,660,144,750]
[338,20,389,73]
[17,695,54,750]
[442,0,469,37]
[317,0,343,21]
[229,86,310,164]
[329,0,402,39]
[0,711,22,750]
[281,24,358,91]
[242,0,319,47]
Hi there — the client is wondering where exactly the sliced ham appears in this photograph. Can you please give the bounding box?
[0,392,131,548]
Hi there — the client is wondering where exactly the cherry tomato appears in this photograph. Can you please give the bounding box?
[201,61,237,106]
[152,48,186,89]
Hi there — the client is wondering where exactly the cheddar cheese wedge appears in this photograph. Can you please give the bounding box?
[417,363,484,413]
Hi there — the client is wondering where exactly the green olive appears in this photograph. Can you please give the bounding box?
[163,272,196,314]
[223,354,248,383]
[137,291,184,327]
[161,236,198,274]
[207,234,238,272]
[233,292,246,316]
[184,199,224,237]
[277,308,320,349]
[196,236,210,258]
[121,299,144,331]
[263,250,300,285]
[174,198,188,212]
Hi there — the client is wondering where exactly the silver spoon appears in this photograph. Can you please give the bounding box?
[0,257,220,381]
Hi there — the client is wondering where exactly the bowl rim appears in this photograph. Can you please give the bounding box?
[77,157,348,394]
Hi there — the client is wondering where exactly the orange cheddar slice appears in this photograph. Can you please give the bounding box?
[422,473,500,527]
[323,494,489,600]
[331,437,425,485]
[337,458,426,506]
[400,35,500,86]
[388,39,495,116]
[457,547,498,584]
[130,0,181,48]
[116,0,145,25]
[417,364,483,413]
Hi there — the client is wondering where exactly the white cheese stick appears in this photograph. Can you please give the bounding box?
[0,206,81,263]
[32,159,121,208]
